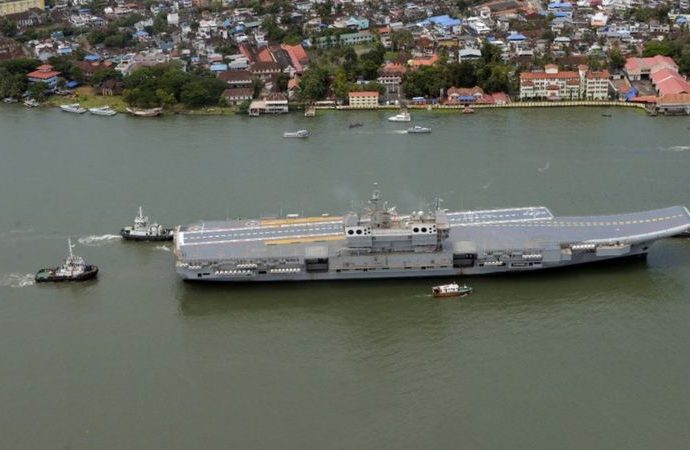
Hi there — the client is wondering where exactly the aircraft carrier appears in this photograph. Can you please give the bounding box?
[174,190,690,282]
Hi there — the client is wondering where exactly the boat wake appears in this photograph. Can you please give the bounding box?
[389,130,409,134]
[0,273,35,288]
[537,162,550,173]
[155,245,171,252]
[660,145,690,152]
[78,234,121,246]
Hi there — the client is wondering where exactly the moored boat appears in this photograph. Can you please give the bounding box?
[59,103,87,114]
[24,99,40,107]
[388,110,411,122]
[3,97,18,104]
[35,238,98,283]
[432,282,473,298]
[126,107,163,117]
[407,125,431,134]
[283,129,310,138]
[120,206,174,241]
[89,106,117,116]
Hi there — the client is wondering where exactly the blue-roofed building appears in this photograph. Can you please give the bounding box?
[507,33,526,41]
[210,63,228,72]
[428,15,462,28]
[84,54,101,62]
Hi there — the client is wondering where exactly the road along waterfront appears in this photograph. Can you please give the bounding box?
[1,105,690,449]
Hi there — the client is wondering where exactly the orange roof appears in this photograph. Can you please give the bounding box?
[657,93,690,105]
[520,71,579,80]
[257,48,274,63]
[410,54,439,67]
[349,91,379,97]
[281,44,308,63]
[586,70,609,79]
[27,69,60,79]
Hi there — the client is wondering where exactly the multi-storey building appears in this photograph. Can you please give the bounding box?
[0,0,44,16]
[348,91,380,108]
[520,64,610,100]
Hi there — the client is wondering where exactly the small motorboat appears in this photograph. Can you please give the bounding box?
[349,122,363,128]
[3,97,18,103]
[432,282,473,298]
[59,103,87,114]
[283,129,310,138]
[35,238,98,283]
[388,110,411,122]
[126,107,163,117]
[407,125,431,134]
[23,99,40,107]
[89,106,117,116]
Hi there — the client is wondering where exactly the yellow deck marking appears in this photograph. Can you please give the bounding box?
[260,216,343,226]
[265,235,344,245]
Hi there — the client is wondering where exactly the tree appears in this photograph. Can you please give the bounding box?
[0,18,17,37]
[180,78,226,106]
[251,77,264,98]
[276,73,290,92]
[448,61,477,87]
[299,66,330,101]
[390,30,413,52]
[28,82,49,101]
[607,47,626,72]
[92,69,122,86]
[643,40,674,57]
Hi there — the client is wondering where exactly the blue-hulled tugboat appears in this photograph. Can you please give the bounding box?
[120,206,174,241]
[35,238,98,282]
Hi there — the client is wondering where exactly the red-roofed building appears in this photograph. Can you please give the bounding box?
[650,68,690,96]
[520,65,609,100]
[624,55,677,81]
[280,44,309,75]
[27,63,60,88]
[349,90,380,108]
[257,48,274,63]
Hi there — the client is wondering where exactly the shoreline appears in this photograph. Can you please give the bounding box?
[13,96,651,116]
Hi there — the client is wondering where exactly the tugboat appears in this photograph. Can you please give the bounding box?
[35,238,98,283]
[120,206,174,241]
[432,282,473,298]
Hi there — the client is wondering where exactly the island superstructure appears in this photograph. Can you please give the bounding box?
[174,190,690,282]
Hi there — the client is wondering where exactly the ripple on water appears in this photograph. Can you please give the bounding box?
[0,273,35,288]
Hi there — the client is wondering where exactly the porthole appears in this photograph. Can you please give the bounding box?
[413,227,419,232]
[356,229,362,235]
[347,230,354,235]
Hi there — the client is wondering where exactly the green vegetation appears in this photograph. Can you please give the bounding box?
[642,33,690,75]
[0,58,39,99]
[122,63,227,108]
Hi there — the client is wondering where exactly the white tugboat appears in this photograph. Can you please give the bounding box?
[432,282,473,298]
[35,238,98,282]
[120,206,174,241]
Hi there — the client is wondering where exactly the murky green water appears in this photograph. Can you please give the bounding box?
[1,106,689,449]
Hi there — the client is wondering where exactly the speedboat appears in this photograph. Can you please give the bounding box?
[35,238,98,283]
[283,129,310,138]
[407,125,431,134]
[89,106,117,116]
[432,282,473,298]
[388,110,411,122]
[59,103,87,114]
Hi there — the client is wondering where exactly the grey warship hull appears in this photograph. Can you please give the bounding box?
[174,202,690,282]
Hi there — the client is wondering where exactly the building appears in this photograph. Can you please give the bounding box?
[221,88,253,105]
[249,93,288,116]
[446,86,485,104]
[348,91,380,108]
[519,65,609,100]
[624,56,678,81]
[316,31,373,48]
[26,63,60,88]
[0,0,44,16]
[217,70,253,89]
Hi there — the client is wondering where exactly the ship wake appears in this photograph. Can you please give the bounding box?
[0,273,35,288]
[660,145,690,152]
[155,245,171,252]
[78,234,121,246]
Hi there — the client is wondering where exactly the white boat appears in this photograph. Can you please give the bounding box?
[88,106,117,116]
[23,99,40,107]
[388,110,411,122]
[126,107,163,117]
[60,103,87,114]
[3,97,18,104]
[407,125,431,134]
[283,129,310,138]
[432,282,473,298]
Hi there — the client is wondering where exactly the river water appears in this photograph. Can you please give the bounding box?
[1,105,689,449]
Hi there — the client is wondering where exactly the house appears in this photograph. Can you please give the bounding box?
[26,64,60,88]
[446,86,485,104]
[221,88,253,105]
[96,79,124,96]
[0,37,23,61]
[280,44,309,75]
[624,55,677,81]
[217,70,253,89]
[348,91,380,108]
[250,61,282,81]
